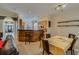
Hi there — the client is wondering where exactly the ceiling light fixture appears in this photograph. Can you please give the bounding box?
[55,3,67,11]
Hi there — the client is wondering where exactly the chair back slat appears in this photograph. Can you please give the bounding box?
[68,34,77,49]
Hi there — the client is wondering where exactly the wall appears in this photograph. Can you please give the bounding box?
[0,20,3,32]
[38,17,49,30]
[0,7,17,32]
[0,7,17,17]
[50,8,79,37]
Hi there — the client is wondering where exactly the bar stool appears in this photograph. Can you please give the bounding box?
[25,33,32,44]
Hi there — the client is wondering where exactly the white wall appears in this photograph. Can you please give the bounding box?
[0,7,18,36]
[0,20,3,32]
[0,7,17,32]
[50,8,79,37]
[0,7,17,17]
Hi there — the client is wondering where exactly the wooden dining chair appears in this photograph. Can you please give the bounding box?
[42,40,51,55]
[67,34,77,55]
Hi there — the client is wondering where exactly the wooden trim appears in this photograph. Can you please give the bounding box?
[0,16,6,19]
[58,25,79,27]
[12,17,18,21]
[58,20,79,23]
[0,16,18,21]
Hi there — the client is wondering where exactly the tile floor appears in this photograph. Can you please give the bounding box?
[16,41,77,55]
[18,41,43,55]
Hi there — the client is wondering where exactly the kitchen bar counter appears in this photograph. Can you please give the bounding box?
[18,30,43,42]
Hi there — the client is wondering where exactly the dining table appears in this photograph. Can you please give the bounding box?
[48,35,73,55]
